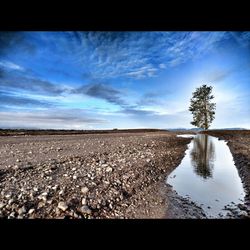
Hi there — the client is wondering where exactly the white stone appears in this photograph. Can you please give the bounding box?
[28,208,35,214]
[0,202,5,209]
[59,190,64,195]
[58,202,68,211]
[8,199,14,205]
[18,206,26,215]
[81,198,87,205]
[81,187,89,194]
[106,166,113,173]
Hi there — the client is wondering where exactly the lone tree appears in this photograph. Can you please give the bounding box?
[189,84,216,130]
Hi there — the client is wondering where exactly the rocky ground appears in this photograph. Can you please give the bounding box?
[0,131,194,219]
[204,130,250,217]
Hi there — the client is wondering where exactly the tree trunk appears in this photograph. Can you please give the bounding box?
[204,96,208,130]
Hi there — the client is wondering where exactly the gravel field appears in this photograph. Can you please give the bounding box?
[0,131,192,219]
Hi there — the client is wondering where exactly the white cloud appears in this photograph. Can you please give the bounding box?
[0,60,24,71]
[67,32,229,80]
[125,65,158,79]
[159,63,166,69]
[0,110,108,129]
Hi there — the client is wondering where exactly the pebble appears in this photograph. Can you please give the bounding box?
[57,202,68,211]
[28,208,35,214]
[9,212,16,218]
[79,205,92,215]
[50,165,57,170]
[13,165,19,170]
[37,201,45,209]
[52,185,58,190]
[81,187,89,194]
[59,190,64,195]
[81,198,87,205]
[18,206,26,215]
[0,202,5,209]
[106,167,113,173]
[38,193,48,202]
[8,199,14,205]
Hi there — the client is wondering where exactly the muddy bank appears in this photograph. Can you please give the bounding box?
[165,185,207,219]
[203,130,250,215]
[0,131,191,219]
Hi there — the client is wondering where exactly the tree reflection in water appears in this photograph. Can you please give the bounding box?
[190,134,215,179]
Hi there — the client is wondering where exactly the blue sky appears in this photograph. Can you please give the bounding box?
[0,31,249,129]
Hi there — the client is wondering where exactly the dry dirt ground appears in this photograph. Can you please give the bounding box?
[0,131,196,219]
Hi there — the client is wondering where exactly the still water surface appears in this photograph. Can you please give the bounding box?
[167,134,245,218]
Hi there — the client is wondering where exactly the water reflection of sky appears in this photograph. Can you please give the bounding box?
[167,134,245,218]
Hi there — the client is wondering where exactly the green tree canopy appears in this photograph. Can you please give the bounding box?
[189,85,216,130]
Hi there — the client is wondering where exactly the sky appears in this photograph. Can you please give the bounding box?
[0,31,249,129]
